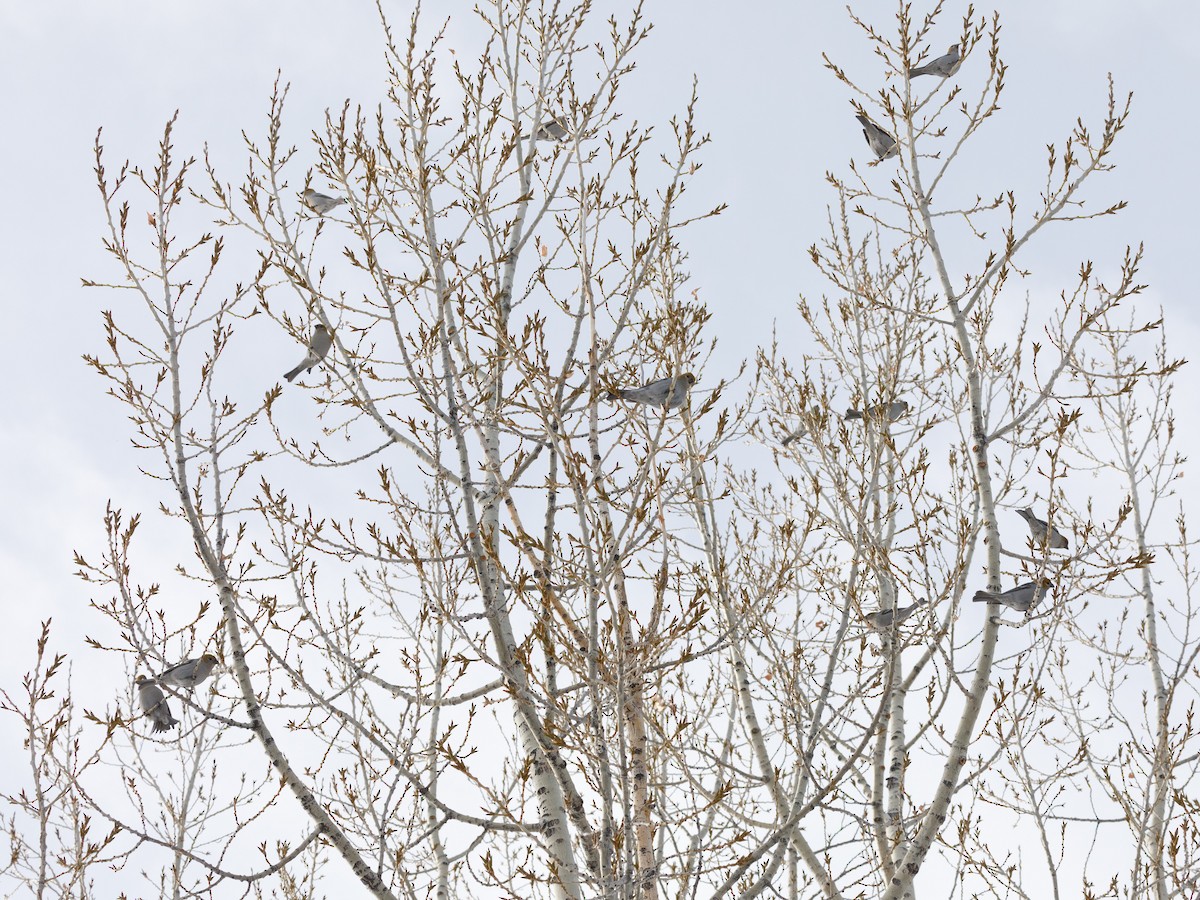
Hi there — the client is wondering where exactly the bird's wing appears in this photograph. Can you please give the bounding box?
[159,660,192,678]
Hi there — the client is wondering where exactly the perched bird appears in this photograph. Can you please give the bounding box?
[845,400,909,423]
[856,114,899,160]
[866,598,927,630]
[158,654,219,690]
[606,373,696,410]
[909,44,962,79]
[135,675,179,734]
[1017,508,1069,551]
[780,425,807,446]
[971,579,1054,613]
[302,189,346,216]
[532,115,571,142]
[284,324,334,383]
[781,408,826,446]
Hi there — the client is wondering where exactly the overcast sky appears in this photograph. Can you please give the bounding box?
[1,0,1197,892]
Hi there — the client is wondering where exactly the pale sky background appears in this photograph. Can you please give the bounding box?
[1,0,1198,894]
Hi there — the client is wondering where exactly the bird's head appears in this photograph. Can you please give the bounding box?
[134,675,151,687]
[200,654,219,666]
[1037,578,1056,592]
[681,373,696,387]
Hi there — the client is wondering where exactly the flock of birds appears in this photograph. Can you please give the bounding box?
[140,354,698,733]
[133,42,1055,732]
[777,396,1067,631]
[782,42,1070,632]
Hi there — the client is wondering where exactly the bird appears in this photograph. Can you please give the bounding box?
[284,324,334,383]
[532,115,571,142]
[781,408,826,446]
[909,44,962,79]
[158,654,219,690]
[845,400,909,422]
[866,598,927,630]
[971,579,1054,613]
[606,373,696,410]
[856,114,899,160]
[135,676,179,734]
[302,189,346,216]
[780,425,807,446]
[1016,508,1069,550]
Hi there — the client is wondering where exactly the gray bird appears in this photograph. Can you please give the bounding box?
[607,373,696,410]
[780,425,807,446]
[856,114,899,160]
[284,324,333,383]
[158,654,219,690]
[866,598,927,630]
[971,579,1054,613]
[1017,508,1069,550]
[135,675,179,734]
[781,408,826,446]
[533,115,571,142]
[845,399,909,422]
[302,189,346,216]
[909,44,962,79]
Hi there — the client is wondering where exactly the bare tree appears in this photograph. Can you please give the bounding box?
[3,2,1196,899]
[1057,317,1200,900]
[74,2,731,896]
[2,621,122,900]
[756,3,1194,899]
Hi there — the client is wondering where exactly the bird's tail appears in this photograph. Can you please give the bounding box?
[605,390,622,402]
[284,364,305,383]
[908,64,931,77]
[971,591,995,603]
[844,408,863,420]
[150,706,179,732]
